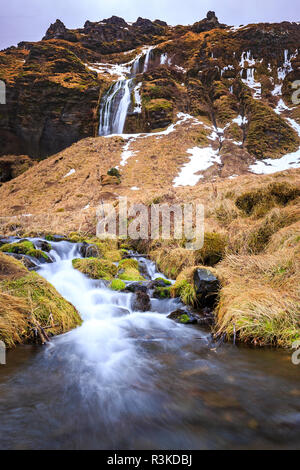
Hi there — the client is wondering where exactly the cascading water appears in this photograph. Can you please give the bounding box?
[98,79,133,136]
[1,238,300,449]
[98,46,154,136]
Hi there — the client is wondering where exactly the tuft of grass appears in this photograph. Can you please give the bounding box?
[236,182,300,216]
[118,268,145,282]
[0,257,81,348]
[195,232,227,266]
[72,257,117,280]
[171,279,197,307]
[109,279,126,291]
[118,258,139,270]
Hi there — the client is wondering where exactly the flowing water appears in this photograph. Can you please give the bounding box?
[1,240,300,450]
[98,47,153,136]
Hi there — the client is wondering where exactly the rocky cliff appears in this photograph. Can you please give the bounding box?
[0,11,299,164]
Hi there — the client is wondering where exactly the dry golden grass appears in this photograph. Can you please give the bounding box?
[0,254,82,348]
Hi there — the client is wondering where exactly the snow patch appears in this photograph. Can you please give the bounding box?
[173,147,220,187]
[63,169,75,178]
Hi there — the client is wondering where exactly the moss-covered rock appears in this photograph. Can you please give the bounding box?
[153,286,171,298]
[0,254,81,348]
[0,240,51,262]
[118,268,145,282]
[72,257,117,280]
[109,279,126,291]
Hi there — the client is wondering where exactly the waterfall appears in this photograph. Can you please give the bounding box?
[143,46,154,72]
[99,79,132,136]
[98,46,155,136]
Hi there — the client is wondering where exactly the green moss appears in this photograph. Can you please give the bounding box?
[244,97,299,159]
[107,167,121,178]
[72,258,117,280]
[118,268,145,282]
[0,241,50,261]
[155,277,172,286]
[179,314,191,324]
[154,286,171,298]
[144,98,173,112]
[109,279,126,291]
[1,271,81,348]
[195,232,227,266]
[118,258,139,270]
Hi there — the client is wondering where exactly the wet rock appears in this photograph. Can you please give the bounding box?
[194,268,220,308]
[132,290,151,312]
[196,307,215,326]
[34,240,52,252]
[79,242,101,258]
[6,252,38,269]
[167,308,197,324]
[125,282,148,293]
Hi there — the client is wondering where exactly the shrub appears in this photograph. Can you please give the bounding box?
[107,167,121,178]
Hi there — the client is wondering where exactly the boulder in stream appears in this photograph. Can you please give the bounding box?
[167,308,197,324]
[132,290,151,312]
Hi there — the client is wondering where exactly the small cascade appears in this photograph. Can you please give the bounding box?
[143,46,154,72]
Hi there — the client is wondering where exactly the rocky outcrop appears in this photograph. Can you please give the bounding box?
[131,290,151,312]
[0,42,102,158]
[192,11,224,33]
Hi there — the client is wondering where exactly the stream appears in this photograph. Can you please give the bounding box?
[0,240,300,450]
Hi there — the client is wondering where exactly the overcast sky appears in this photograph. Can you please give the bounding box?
[1,0,299,50]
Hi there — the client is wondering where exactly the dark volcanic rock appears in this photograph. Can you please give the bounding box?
[43,19,67,40]
[79,243,101,258]
[192,11,224,33]
[125,282,148,293]
[193,268,220,308]
[132,290,151,312]
[5,252,38,269]
[33,240,52,252]
[167,308,197,324]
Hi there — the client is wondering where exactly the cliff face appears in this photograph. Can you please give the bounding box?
[0,11,299,162]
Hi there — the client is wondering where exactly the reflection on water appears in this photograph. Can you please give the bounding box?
[0,241,300,450]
